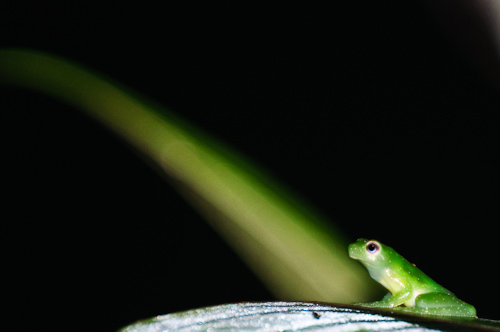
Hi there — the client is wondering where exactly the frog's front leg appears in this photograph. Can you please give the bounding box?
[381,292,392,301]
[410,293,477,318]
[358,290,411,308]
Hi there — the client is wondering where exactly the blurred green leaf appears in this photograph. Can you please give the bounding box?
[0,49,380,303]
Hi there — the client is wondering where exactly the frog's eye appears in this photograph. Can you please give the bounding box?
[366,241,380,254]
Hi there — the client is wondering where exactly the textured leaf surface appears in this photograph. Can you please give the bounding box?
[119,302,500,332]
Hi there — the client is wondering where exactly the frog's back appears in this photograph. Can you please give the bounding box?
[397,253,452,295]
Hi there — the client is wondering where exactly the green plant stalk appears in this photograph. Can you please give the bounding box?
[0,49,379,303]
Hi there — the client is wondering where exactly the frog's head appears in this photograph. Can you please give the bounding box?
[348,238,391,271]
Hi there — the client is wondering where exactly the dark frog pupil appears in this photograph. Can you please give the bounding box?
[366,242,379,253]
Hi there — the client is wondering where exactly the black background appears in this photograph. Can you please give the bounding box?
[1,1,499,330]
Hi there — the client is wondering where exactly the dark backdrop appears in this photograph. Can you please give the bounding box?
[1,2,499,330]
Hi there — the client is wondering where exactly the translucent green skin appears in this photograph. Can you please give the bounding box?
[348,238,477,318]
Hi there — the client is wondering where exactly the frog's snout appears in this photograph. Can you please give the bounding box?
[348,243,356,259]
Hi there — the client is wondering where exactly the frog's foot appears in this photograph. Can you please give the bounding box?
[354,301,398,309]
